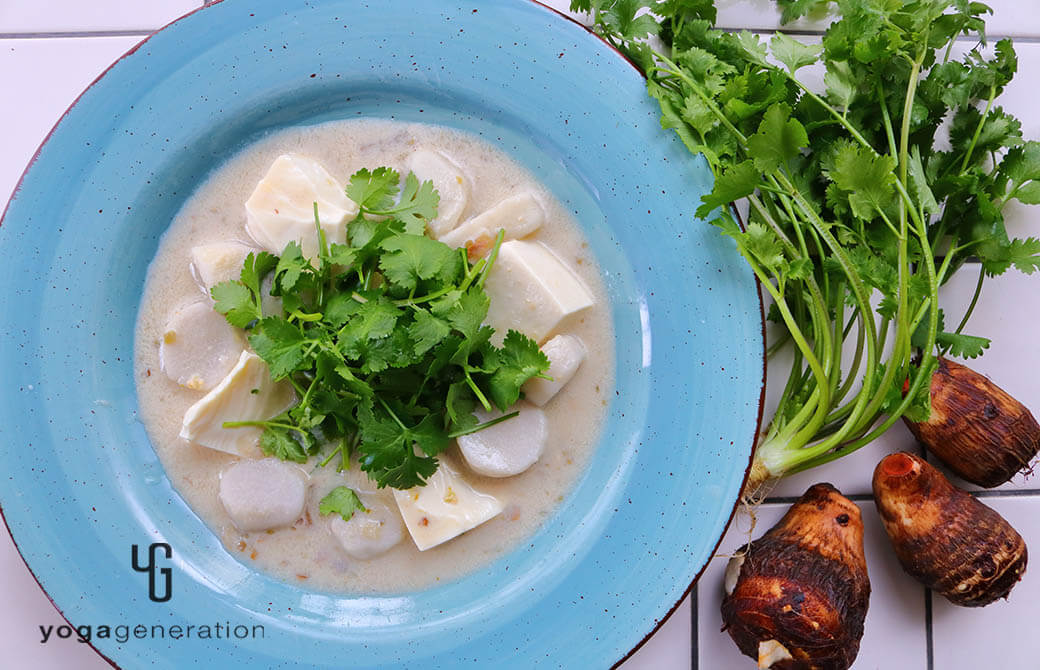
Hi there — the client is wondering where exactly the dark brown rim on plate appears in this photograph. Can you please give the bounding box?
[0,2,766,668]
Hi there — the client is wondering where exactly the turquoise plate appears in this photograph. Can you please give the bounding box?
[0,1,763,667]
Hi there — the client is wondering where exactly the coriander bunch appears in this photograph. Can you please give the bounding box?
[574,0,1040,492]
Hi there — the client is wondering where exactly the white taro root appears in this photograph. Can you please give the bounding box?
[218,458,307,532]
[328,496,404,560]
[456,402,547,477]
[521,334,586,407]
[179,351,295,455]
[159,301,245,391]
[482,240,594,344]
[437,191,544,251]
[245,154,358,260]
[190,241,256,292]
[404,149,469,237]
[392,457,503,551]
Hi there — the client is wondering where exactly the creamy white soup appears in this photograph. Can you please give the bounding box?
[134,119,614,593]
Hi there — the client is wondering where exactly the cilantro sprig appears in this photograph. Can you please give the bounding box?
[213,168,549,490]
[574,0,1040,490]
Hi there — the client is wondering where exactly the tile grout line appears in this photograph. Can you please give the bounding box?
[925,588,935,670]
[690,586,698,670]
[0,30,153,39]
[763,488,1040,505]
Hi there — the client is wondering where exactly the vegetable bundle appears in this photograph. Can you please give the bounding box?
[573,0,1040,491]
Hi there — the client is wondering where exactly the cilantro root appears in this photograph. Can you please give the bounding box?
[574,0,1040,493]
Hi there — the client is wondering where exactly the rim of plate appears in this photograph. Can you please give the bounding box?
[0,1,766,667]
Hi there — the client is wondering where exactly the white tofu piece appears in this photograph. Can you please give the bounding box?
[159,301,245,391]
[190,241,257,292]
[245,154,358,260]
[437,191,544,251]
[482,240,594,343]
[328,495,404,560]
[521,334,586,407]
[404,149,469,237]
[179,350,295,455]
[456,402,547,477]
[218,458,307,532]
[392,457,503,551]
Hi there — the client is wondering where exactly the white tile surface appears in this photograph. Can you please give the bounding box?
[0,0,200,34]
[621,596,693,670]
[0,36,143,206]
[0,521,111,669]
[931,495,1039,669]
[697,501,928,670]
[2,3,1039,670]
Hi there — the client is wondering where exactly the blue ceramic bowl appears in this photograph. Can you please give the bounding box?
[0,1,763,667]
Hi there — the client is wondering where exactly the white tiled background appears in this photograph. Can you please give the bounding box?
[1,1,1037,668]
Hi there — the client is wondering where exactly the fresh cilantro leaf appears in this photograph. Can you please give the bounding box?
[337,297,400,359]
[248,317,310,379]
[346,167,400,211]
[440,289,489,339]
[328,243,358,267]
[409,310,452,356]
[390,173,440,230]
[771,33,822,73]
[696,160,760,218]
[379,234,459,292]
[357,404,444,489]
[1008,238,1040,274]
[823,60,856,109]
[936,332,991,359]
[486,330,550,410]
[260,427,309,463]
[824,140,898,220]
[240,251,278,296]
[211,280,259,328]
[746,102,809,173]
[273,241,311,294]
[318,486,366,522]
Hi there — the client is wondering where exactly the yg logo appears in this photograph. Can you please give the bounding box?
[131,543,172,602]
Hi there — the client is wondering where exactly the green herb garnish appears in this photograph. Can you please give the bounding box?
[574,0,1040,491]
[318,486,367,522]
[213,168,550,490]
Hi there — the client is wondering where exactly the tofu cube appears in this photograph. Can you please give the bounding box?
[392,458,503,551]
[437,191,544,251]
[245,154,358,260]
[190,241,257,292]
[521,334,586,406]
[179,350,296,455]
[482,240,594,343]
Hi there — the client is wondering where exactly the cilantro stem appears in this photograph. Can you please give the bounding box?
[960,85,998,173]
[465,371,492,412]
[949,264,986,342]
[477,228,507,290]
[447,411,520,438]
[222,420,299,431]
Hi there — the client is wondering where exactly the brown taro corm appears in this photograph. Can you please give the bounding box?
[721,483,870,670]
[873,452,1027,607]
[904,357,1040,487]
